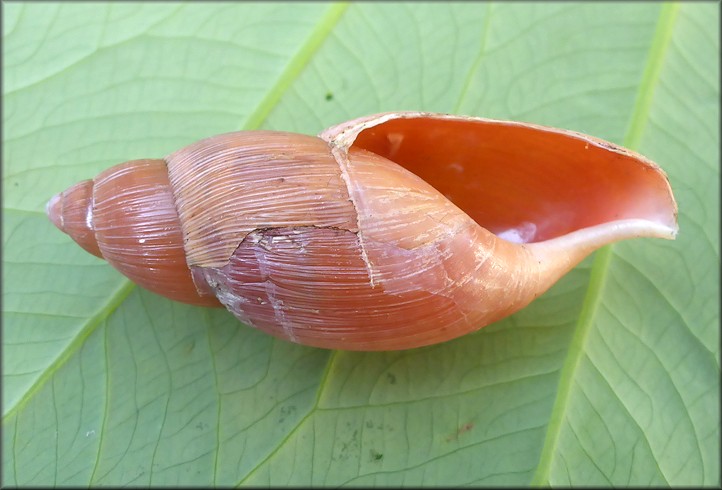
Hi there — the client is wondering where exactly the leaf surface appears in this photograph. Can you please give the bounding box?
[2,2,719,486]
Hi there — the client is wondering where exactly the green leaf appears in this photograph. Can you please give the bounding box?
[2,2,719,486]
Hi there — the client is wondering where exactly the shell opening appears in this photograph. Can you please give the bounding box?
[348,115,678,243]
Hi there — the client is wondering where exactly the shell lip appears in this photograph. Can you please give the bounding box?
[319,111,674,172]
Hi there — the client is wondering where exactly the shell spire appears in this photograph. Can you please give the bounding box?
[46,159,220,307]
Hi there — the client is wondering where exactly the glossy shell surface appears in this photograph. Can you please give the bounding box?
[47,112,678,350]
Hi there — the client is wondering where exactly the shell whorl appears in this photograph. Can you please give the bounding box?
[46,159,220,307]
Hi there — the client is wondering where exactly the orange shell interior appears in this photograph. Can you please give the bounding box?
[352,117,677,243]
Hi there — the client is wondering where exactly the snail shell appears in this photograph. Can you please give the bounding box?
[47,112,678,350]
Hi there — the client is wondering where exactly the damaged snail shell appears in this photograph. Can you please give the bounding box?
[47,112,678,351]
